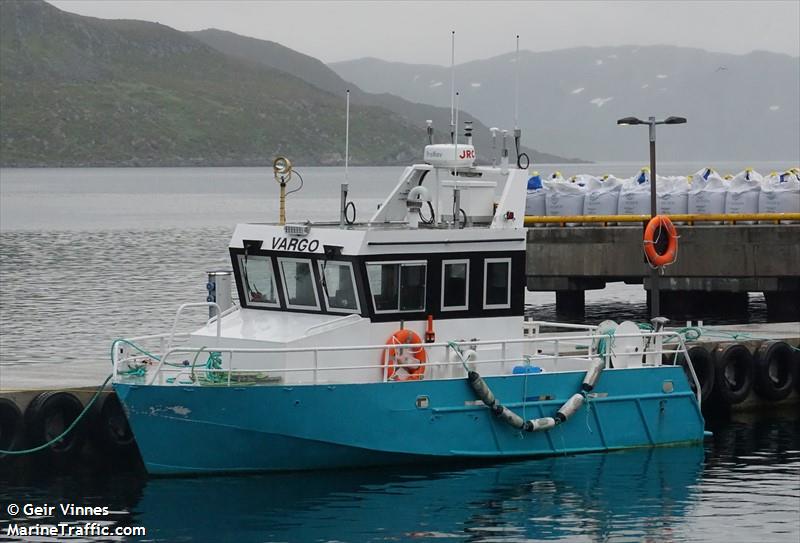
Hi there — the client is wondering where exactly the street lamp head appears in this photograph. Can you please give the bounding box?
[663,116,687,125]
[617,117,644,126]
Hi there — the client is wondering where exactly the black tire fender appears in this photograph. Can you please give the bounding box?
[754,341,795,402]
[24,391,87,457]
[91,392,137,453]
[665,345,715,404]
[713,343,754,406]
[0,398,24,456]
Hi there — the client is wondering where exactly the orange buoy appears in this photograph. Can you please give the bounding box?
[643,215,678,267]
[383,329,427,381]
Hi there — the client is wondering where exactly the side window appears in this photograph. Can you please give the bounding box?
[484,258,511,309]
[441,260,469,311]
[319,261,360,314]
[367,261,427,313]
[278,258,320,310]
[238,254,279,307]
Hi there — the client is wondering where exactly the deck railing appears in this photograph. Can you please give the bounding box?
[112,327,702,406]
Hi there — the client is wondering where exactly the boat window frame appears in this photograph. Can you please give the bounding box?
[277,256,322,311]
[483,257,512,310]
[236,253,281,309]
[441,259,470,311]
[317,260,361,315]
[366,259,428,314]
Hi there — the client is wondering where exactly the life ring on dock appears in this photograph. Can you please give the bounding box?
[665,345,715,404]
[0,398,24,456]
[643,215,678,267]
[753,341,795,402]
[25,391,87,458]
[712,343,754,406]
[90,392,137,454]
[383,329,427,381]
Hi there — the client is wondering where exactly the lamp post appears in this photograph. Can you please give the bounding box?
[617,115,687,318]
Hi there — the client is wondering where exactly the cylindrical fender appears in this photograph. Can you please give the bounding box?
[0,398,24,456]
[556,393,585,422]
[90,392,137,454]
[25,391,87,458]
[753,341,795,402]
[713,343,754,406]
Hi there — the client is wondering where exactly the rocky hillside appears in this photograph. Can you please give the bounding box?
[332,47,800,162]
[0,0,422,166]
[189,29,582,164]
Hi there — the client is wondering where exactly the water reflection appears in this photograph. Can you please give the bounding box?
[129,446,703,543]
[2,413,798,542]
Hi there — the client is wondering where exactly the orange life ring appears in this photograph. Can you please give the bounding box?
[643,215,678,267]
[382,329,427,381]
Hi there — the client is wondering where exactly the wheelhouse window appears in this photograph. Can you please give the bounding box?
[484,258,511,309]
[441,260,469,311]
[278,258,320,310]
[319,261,360,314]
[238,254,279,307]
[367,261,427,313]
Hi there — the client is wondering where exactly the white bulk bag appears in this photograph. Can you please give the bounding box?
[525,172,546,222]
[725,169,762,223]
[759,171,800,223]
[583,175,622,221]
[688,168,727,223]
[618,169,652,216]
[545,178,585,225]
[657,176,689,218]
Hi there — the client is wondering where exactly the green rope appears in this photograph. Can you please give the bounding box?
[669,325,800,351]
[0,374,113,456]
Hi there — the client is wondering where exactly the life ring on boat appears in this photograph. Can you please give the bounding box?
[383,329,427,381]
[643,215,678,267]
[24,391,87,458]
[665,345,715,404]
[0,398,24,456]
[90,392,137,454]
[753,341,795,402]
[712,343,754,406]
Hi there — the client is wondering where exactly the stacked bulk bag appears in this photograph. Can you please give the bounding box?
[545,172,585,226]
[618,168,652,217]
[583,175,622,222]
[725,169,762,224]
[657,175,690,219]
[524,171,546,222]
[688,167,727,223]
[759,170,800,223]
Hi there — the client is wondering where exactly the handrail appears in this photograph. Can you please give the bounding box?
[305,314,362,336]
[164,302,221,358]
[207,304,239,326]
[524,212,800,225]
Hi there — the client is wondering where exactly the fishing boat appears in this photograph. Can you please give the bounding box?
[111,120,706,475]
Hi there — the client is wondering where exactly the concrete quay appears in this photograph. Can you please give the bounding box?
[526,224,800,320]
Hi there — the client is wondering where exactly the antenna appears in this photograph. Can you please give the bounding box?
[450,30,456,144]
[453,92,460,163]
[345,89,350,182]
[514,34,520,130]
[340,89,350,228]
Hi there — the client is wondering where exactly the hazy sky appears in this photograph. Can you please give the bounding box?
[50,0,800,64]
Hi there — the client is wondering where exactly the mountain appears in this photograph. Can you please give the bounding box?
[188,28,582,164]
[0,0,422,166]
[332,47,800,163]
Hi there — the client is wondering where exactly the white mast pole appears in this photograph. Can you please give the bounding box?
[340,89,350,227]
[345,89,350,181]
[514,34,520,130]
[450,30,455,144]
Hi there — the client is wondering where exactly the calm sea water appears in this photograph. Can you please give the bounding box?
[1,165,798,542]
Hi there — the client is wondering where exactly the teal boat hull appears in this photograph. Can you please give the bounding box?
[114,365,705,475]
